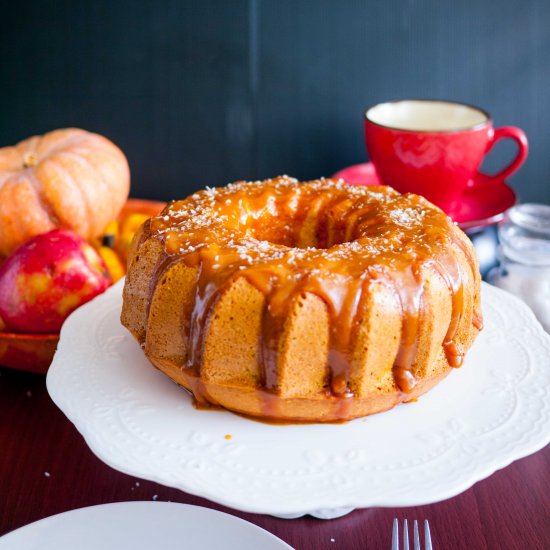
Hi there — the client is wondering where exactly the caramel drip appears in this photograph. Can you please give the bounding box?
[249,267,288,390]
[472,310,484,331]
[145,177,478,411]
[184,246,242,375]
[432,246,466,368]
[186,262,218,375]
[185,372,220,409]
[303,272,369,396]
[391,265,424,392]
[322,277,363,395]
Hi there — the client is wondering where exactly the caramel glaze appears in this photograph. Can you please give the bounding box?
[143,176,482,408]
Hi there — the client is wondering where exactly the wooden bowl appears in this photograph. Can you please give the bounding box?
[0,198,166,374]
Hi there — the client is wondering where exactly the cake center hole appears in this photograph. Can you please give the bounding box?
[249,215,352,250]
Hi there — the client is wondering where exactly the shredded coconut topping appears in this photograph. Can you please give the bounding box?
[148,176,455,278]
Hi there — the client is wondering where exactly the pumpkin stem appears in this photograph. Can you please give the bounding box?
[23,152,38,168]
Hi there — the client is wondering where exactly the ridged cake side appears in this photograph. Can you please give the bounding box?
[121,177,482,422]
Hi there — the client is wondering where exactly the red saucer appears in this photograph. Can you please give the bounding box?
[332,162,517,230]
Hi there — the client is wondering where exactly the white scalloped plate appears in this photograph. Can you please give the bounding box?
[47,280,550,519]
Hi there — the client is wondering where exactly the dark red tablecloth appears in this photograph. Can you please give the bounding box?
[1,366,549,549]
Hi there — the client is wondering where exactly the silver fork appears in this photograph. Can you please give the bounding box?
[392,518,433,550]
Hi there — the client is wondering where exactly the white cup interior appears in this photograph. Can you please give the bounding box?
[366,100,488,132]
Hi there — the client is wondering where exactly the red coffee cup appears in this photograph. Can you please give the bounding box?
[364,100,528,213]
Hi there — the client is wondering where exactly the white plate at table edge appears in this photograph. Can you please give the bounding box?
[46,280,550,519]
[0,501,294,549]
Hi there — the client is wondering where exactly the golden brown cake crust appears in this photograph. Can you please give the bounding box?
[121,176,483,422]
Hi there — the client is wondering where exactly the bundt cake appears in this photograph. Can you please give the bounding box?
[121,176,482,422]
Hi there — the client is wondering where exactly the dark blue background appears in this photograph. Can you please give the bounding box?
[1,1,548,203]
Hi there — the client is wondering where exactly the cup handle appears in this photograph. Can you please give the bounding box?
[483,126,528,183]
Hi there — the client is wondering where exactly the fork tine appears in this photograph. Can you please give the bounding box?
[424,520,433,550]
[392,518,399,550]
[413,520,420,550]
[403,519,409,550]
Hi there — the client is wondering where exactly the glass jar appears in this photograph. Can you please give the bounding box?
[487,203,550,332]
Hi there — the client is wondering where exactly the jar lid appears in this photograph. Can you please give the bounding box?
[499,203,550,266]
[507,203,550,234]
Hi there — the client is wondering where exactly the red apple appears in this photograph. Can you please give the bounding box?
[0,230,111,333]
